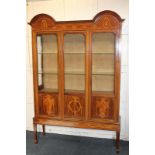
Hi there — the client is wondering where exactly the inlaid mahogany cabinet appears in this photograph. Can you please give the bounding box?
[29,10,123,152]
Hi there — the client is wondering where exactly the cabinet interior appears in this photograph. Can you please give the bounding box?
[37,32,115,93]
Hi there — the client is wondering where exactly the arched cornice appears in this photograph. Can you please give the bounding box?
[29,13,56,25]
[93,10,124,23]
[28,10,124,32]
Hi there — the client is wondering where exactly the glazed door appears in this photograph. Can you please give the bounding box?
[36,33,60,118]
[91,32,115,121]
[63,33,86,120]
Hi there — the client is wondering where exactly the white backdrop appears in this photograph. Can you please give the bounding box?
[26,0,129,140]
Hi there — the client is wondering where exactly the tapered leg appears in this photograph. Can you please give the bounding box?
[33,124,38,144]
[116,131,120,153]
[42,125,45,136]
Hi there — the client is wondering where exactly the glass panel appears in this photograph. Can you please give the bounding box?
[37,34,58,92]
[64,34,85,92]
[65,74,85,91]
[64,54,85,74]
[40,54,57,73]
[92,54,114,74]
[42,74,58,89]
[64,34,85,53]
[92,32,115,53]
[92,32,115,92]
[92,75,114,92]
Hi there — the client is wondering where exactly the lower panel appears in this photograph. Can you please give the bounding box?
[64,94,85,120]
[39,93,58,117]
[33,117,120,131]
[91,96,114,121]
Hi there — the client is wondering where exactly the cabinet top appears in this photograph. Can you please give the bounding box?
[29,10,124,34]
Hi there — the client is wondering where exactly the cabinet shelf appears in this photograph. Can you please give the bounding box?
[92,91,114,96]
[38,71,57,74]
[65,71,85,74]
[65,89,85,94]
[39,89,114,95]
[38,52,57,54]
[64,52,114,54]
[92,71,114,75]
[38,71,114,75]
[39,88,58,93]
[92,52,114,54]
[64,52,85,54]
[38,88,85,94]
[38,71,85,74]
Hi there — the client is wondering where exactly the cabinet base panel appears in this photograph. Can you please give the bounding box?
[33,117,120,131]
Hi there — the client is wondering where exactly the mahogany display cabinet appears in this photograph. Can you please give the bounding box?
[29,10,124,153]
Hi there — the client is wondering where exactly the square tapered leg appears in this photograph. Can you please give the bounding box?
[116,131,120,153]
[33,123,38,144]
[42,125,45,136]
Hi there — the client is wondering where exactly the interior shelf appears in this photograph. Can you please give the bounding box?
[39,88,114,95]
[65,89,85,94]
[64,52,85,54]
[38,71,58,74]
[38,52,57,54]
[92,70,114,75]
[39,89,114,94]
[92,52,114,54]
[38,52,113,54]
[64,52,114,54]
[65,70,85,74]
[38,70,114,75]
[39,88,58,93]
[38,71,85,74]
[92,91,114,97]
[39,88,85,94]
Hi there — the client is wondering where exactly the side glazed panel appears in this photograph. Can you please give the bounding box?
[39,93,58,117]
[64,94,85,119]
[91,96,114,120]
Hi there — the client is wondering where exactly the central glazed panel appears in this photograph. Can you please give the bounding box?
[63,33,86,119]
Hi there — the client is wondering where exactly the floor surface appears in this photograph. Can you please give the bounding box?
[26,131,129,155]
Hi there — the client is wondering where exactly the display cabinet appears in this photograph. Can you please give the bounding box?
[29,10,124,153]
